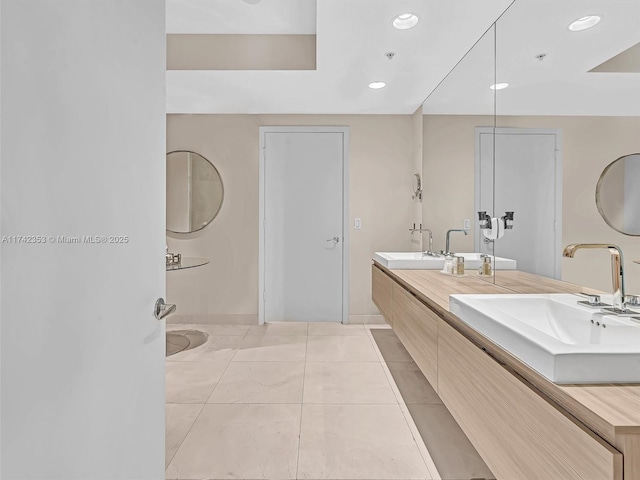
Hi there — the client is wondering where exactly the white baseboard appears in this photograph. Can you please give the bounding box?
[167,314,258,325]
[348,314,388,325]
[168,313,387,326]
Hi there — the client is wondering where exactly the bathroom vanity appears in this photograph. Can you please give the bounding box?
[372,262,640,480]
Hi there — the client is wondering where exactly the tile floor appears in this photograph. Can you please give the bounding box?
[371,330,495,480]
[165,322,493,480]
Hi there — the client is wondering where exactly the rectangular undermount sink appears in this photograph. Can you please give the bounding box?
[373,252,516,270]
[450,293,640,384]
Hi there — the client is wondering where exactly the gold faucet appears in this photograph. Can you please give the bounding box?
[563,243,632,314]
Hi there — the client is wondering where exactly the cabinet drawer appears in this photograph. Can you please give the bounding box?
[438,319,622,480]
[372,265,393,324]
[391,283,438,390]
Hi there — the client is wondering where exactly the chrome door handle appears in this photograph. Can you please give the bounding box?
[154,298,176,320]
[326,237,340,243]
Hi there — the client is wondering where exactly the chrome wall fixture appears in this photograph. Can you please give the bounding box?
[502,211,514,229]
[412,173,423,201]
[409,223,435,255]
[477,211,515,241]
[478,211,492,230]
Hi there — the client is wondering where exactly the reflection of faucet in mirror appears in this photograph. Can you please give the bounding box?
[563,244,639,315]
[444,229,468,256]
[409,224,437,256]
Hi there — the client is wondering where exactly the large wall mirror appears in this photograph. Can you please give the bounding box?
[422,24,497,283]
[491,0,640,292]
[422,0,640,293]
[167,150,224,234]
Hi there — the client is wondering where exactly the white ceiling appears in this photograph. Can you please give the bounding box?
[166,0,514,114]
[423,0,640,116]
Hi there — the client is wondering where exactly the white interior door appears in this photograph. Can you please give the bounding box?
[260,128,348,323]
[1,2,166,478]
[476,128,561,278]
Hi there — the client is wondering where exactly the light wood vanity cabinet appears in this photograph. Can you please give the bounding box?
[372,264,393,324]
[438,319,622,480]
[391,283,438,390]
[370,264,636,480]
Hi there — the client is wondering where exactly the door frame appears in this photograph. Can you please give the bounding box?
[258,126,350,324]
[474,127,563,279]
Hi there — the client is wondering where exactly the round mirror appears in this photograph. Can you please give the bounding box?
[596,153,640,236]
[166,150,224,234]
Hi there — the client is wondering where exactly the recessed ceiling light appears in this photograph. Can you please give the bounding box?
[392,13,419,30]
[489,83,509,90]
[243,0,262,4]
[369,81,386,90]
[568,15,602,31]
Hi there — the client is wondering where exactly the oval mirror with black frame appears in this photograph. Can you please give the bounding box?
[166,150,224,234]
[596,153,640,236]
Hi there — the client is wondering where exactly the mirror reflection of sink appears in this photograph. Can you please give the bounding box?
[373,252,516,270]
[450,293,640,384]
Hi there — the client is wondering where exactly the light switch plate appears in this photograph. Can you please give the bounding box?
[463,219,471,230]
[354,218,362,230]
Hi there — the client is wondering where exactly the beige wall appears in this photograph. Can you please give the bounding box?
[166,154,190,233]
[422,115,493,253]
[167,114,421,321]
[167,35,316,70]
[422,114,640,293]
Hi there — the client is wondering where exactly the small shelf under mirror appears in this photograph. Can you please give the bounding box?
[166,257,210,271]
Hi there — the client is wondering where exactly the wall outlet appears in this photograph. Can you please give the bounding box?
[354,218,362,230]
[463,219,471,230]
